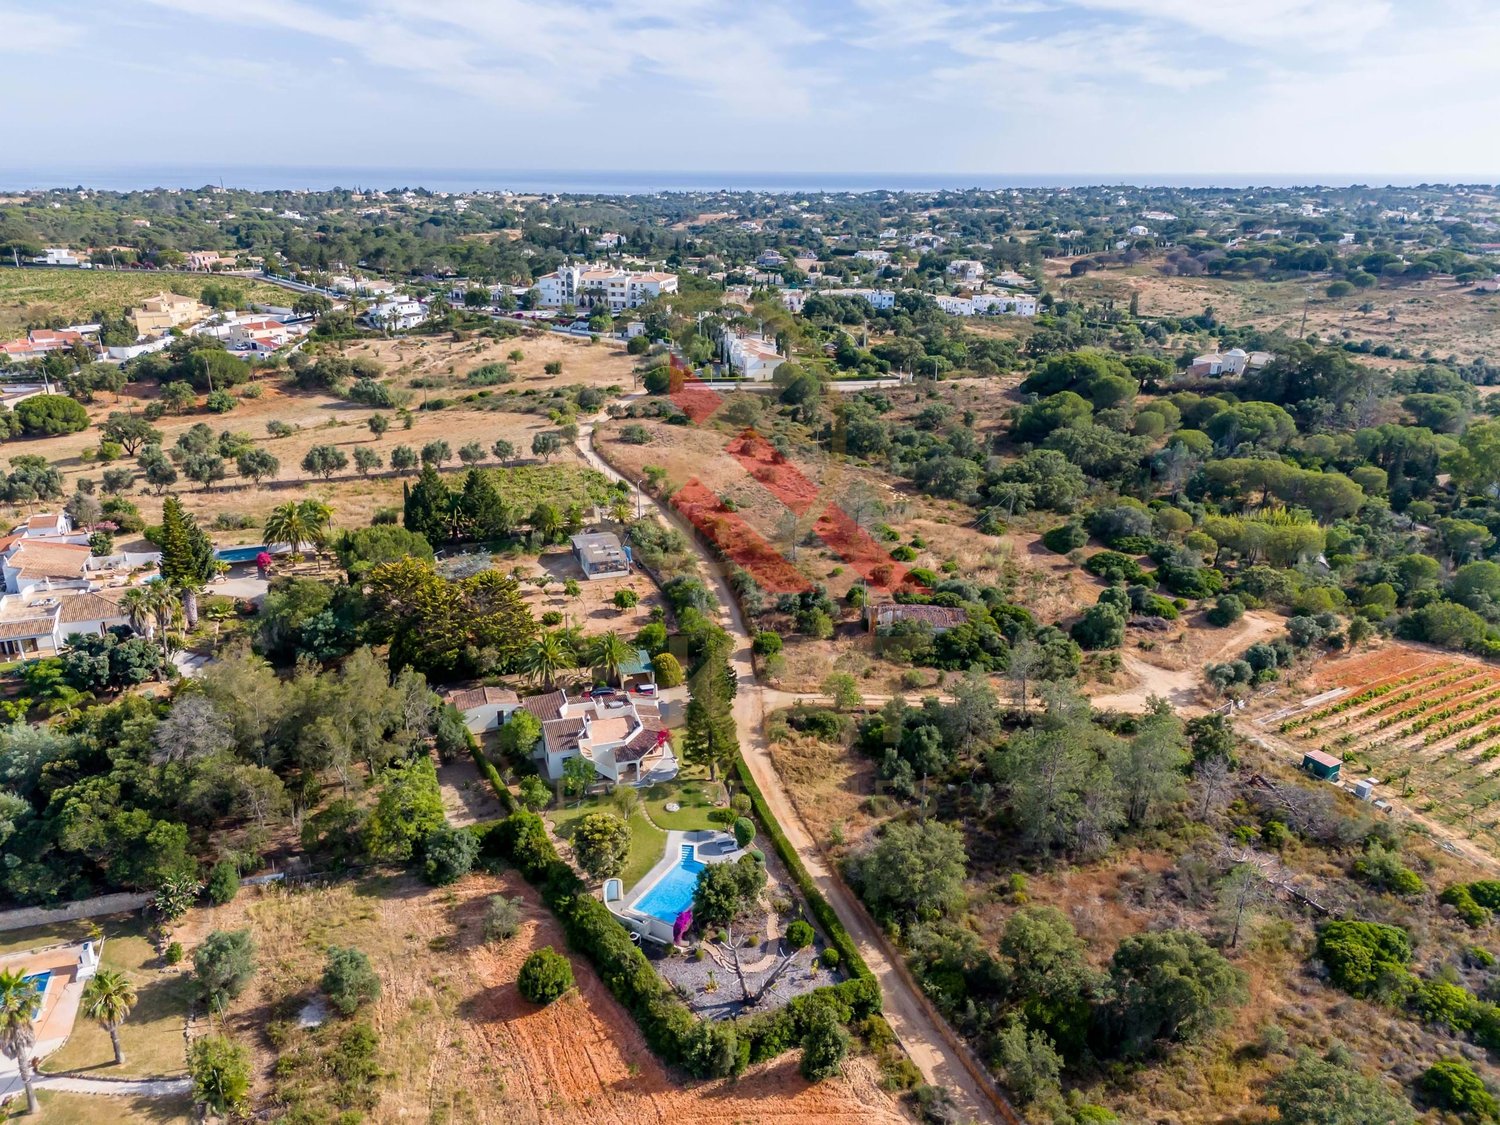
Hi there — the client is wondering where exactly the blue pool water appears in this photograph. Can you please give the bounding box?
[22,971,49,1016]
[634,845,704,923]
[215,545,269,563]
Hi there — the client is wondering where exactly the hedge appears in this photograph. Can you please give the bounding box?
[467,728,515,816]
[468,799,878,1079]
[733,756,876,988]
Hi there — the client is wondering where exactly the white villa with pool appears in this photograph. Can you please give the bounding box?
[516,686,677,786]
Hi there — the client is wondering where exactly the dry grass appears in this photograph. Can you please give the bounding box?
[178,872,905,1124]
[0,269,287,338]
[3,1090,192,1124]
[343,330,637,392]
[0,379,597,539]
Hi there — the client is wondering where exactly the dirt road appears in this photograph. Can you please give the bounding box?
[1092,611,1283,714]
[580,410,1014,1125]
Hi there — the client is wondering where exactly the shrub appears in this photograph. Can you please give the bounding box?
[421,824,480,885]
[1316,921,1412,996]
[652,651,685,688]
[194,929,256,1011]
[787,920,816,949]
[206,860,240,906]
[484,895,524,943]
[753,631,783,656]
[1042,524,1088,553]
[821,947,841,969]
[518,946,574,1004]
[732,816,757,849]
[321,946,381,1016]
[1083,551,1147,584]
[1206,594,1245,627]
[1421,1057,1499,1120]
[165,941,184,965]
[799,1004,850,1081]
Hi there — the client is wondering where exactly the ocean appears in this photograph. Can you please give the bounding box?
[4,165,1488,195]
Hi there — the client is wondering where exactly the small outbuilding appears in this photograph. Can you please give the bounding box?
[571,532,631,580]
[1301,749,1343,782]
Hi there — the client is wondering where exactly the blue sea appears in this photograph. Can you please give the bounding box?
[4,165,1490,195]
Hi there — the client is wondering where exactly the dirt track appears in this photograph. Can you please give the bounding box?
[582,405,1016,1125]
[1092,611,1282,714]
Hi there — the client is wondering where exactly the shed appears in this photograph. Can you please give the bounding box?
[1302,750,1342,782]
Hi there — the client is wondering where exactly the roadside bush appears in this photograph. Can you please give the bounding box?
[732,816,757,849]
[652,651,685,687]
[518,946,574,1004]
[1206,595,1245,627]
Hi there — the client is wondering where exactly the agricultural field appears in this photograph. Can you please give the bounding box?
[343,330,637,392]
[0,376,609,540]
[1261,643,1500,854]
[180,872,904,1125]
[1052,262,1500,364]
[0,268,287,337]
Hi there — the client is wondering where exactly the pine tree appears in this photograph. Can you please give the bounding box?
[158,495,215,628]
[403,466,455,543]
[682,655,739,780]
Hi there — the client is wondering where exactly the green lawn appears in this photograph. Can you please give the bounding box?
[641,775,727,832]
[43,921,192,1078]
[547,799,667,889]
[5,1090,191,1124]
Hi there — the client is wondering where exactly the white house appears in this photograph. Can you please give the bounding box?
[571,532,631,580]
[780,290,807,313]
[330,276,398,297]
[756,250,787,268]
[1127,225,1151,237]
[515,688,675,785]
[532,264,678,312]
[1190,347,1251,377]
[364,300,428,331]
[969,293,1038,317]
[34,248,84,267]
[947,259,985,280]
[446,685,521,734]
[854,249,890,264]
[720,330,784,381]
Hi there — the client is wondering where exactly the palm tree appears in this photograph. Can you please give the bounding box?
[129,579,181,669]
[264,499,331,562]
[175,576,206,631]
[588,630,634,687]
[520,632,571,690]
[264,500,310,559]
[609,499,632,527]
[0,969,42,1115]
[81,969,137,1067]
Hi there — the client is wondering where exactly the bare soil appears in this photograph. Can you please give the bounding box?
[344,331,638,392]
[178,873,905,1125]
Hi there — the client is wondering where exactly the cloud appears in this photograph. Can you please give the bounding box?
[139,0,826,117]
[0,4,79,51]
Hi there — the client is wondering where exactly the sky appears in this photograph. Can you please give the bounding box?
[4,0,1499,185]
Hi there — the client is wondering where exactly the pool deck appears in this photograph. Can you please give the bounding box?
[0,943,94,1105]
[609,829,743,942]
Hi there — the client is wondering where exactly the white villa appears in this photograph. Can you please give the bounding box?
[532,264,678,312]
[364,299,429,331]
[1189,348,1273,377]
[720,330,784,381]
[516,686,674,785]
[0,513,159,657]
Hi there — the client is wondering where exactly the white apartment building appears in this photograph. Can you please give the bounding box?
[34,248,84,266]
[532,264,678,312]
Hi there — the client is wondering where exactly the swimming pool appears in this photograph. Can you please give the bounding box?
[22,971,49,1017]
[634,845,704,923]
[215,545,270,564]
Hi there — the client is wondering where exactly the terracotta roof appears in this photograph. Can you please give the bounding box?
[449,685,520,711]
[615,723,667,764]
[5,542,90,578]
[542,716,585,754]
[26,514,65,531]
[56,591,128,623]
[519,690,566,724]
[872,603,968,629]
